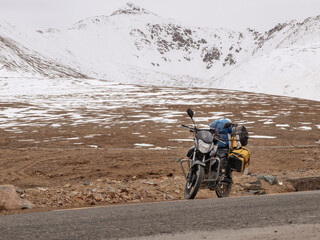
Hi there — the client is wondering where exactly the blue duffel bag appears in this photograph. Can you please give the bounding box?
[209,119,232,149]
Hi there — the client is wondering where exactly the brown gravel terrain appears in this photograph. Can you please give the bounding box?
[0,79,319,214]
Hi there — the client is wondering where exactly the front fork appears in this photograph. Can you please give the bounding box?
[180,149,202,181]
[180,150,211,182]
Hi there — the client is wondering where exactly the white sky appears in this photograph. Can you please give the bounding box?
[0,0,319,31]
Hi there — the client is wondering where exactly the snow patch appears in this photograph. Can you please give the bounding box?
[276,124,290,127]
[134,143,154,147]
[297,126,312,131]
[250,135,277,139]
[88,145,98,148]
[169,139,193,142]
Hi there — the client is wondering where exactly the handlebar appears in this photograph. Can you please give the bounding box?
[181,124,195,132]
[181,125,226,143]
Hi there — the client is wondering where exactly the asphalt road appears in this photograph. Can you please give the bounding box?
[0,191,320,240]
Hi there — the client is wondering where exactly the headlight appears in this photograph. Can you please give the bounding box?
[198,139,213,153]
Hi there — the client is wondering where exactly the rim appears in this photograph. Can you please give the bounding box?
[186,181,193,189]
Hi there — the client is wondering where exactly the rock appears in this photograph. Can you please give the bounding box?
[107,187,117,198]
[21,201,35,209]
[118,187,129,193]
[244,179,262,191]
[71,191,80,196]
[248,190,260,194]
[166,194,175,200]
[121,193,131,201]
[64,183,71,188]
[15,187,24,195]
[139,189,149,199]
[108,191,116,198]
[282,182,296,193]
[143,181,158,186]
[82,180,91,186]
[0,185,34,210]
[287,177,320,191]
[118,185,127,191]
[0,202,6,211]
[257,175,278,185]
[264,176,278,185]
[258,190,267,195]
[90,193,103,202]
[86,193,100,201]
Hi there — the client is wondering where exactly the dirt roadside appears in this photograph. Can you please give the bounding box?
[0,86,319,214]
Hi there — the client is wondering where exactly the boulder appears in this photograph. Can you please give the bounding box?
[0,185,34,210]
[287,177,320,191]
[244,179,262,191]
[257,175,278,185]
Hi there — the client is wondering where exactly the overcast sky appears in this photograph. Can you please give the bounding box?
[0,0,319,31]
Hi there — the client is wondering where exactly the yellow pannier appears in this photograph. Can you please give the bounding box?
[228,147,251,173]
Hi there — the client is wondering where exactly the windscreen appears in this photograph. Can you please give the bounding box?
[195,130,214,143]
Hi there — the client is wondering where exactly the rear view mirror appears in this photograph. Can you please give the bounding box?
[187,108,194,119]
[223,122,232,129]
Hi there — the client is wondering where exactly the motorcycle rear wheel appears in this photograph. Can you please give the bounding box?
[184,165,204,199]
[215,181,232,198]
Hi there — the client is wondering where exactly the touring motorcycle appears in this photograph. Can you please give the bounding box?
[180,108,233,199]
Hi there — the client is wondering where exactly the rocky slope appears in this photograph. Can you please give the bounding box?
[0,21,86,79]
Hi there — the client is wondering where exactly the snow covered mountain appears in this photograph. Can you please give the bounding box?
[33,3,258,83]
[0,21,86,79]
[0,3,319,101]
[211,16,320,100]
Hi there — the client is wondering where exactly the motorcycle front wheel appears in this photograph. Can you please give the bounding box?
[184,164,204,199]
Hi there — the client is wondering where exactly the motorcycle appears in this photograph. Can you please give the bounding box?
[180,108,233,199]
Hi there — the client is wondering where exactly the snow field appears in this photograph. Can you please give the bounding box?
[1,77,319,148]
